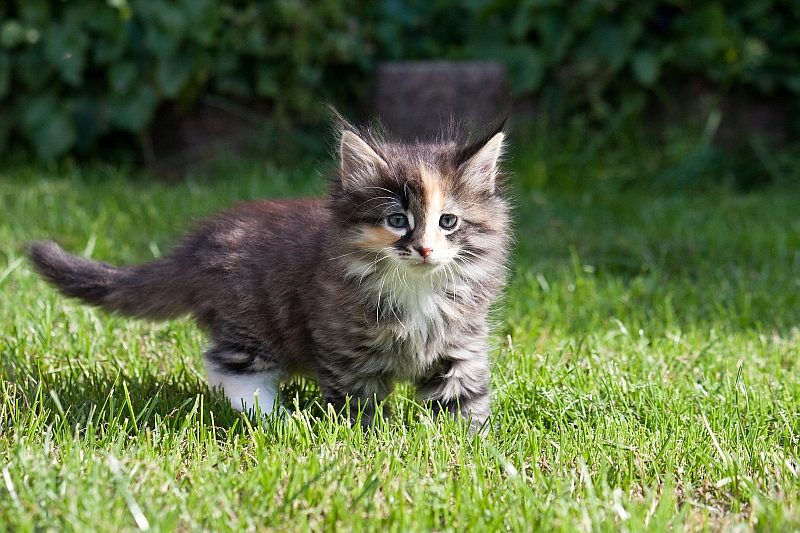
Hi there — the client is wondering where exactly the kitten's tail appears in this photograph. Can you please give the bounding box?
[28,241,192,320]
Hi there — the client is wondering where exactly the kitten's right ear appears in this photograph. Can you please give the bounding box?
[458,131,504,190]
[339,130,388,190]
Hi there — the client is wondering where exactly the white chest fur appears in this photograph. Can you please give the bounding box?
[370,272,469,380]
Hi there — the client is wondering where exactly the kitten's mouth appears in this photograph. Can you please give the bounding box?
[409,259,439,270]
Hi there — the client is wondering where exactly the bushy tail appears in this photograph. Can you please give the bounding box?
[28,241,193,320]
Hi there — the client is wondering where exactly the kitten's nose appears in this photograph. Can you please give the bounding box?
[417,246,434,259]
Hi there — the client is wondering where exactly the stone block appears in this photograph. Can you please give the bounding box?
[371,61,510,140]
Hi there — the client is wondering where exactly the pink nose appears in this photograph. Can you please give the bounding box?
[419,247,434,259]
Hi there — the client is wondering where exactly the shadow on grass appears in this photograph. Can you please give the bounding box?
[2,357,481,443]
[1,360,328,442]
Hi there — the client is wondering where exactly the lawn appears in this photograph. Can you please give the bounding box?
[1,123,800,532]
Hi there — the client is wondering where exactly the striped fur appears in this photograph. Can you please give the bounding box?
[28,117,511,434]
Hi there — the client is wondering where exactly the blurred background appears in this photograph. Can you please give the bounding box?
[1,0,798,189]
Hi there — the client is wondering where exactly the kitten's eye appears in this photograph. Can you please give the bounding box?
[439,214,458,229]
[386,213,409,229]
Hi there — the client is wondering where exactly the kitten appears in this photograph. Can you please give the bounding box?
[28,116,511,434]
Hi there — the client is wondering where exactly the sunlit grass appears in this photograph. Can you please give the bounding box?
[1,126,800,531]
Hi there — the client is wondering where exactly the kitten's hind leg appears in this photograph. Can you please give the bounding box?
[204,346,282,419]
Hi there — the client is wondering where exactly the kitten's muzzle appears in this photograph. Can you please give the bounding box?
[409,246,440,270]
[416,246,434,260]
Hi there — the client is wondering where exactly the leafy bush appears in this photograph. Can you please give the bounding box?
[372,0,800,118]
[0,0,368,159]
[1,0,798,161]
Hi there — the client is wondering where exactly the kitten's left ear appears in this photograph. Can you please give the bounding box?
[459,131,505,190]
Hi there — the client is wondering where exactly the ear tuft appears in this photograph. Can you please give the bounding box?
[340,130,388,190]
[460,132,504,190]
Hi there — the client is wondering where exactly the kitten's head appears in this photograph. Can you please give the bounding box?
[329,116,511,293]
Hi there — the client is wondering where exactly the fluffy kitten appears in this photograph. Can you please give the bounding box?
[28,116,511,433]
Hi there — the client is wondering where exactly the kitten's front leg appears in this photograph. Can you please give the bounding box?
[318,370,392,428]
[417,353,491,435]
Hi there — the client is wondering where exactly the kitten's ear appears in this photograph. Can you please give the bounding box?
[459,131,505,190]
[339,130,388,190]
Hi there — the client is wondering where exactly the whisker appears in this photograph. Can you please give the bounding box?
[377,205,402,219]
[361,186,401,196]
[459,249,509,270]
[403,265,419,295]
[358,251,393,287]
[454,254,489,273]
[353,200,403,222]
[328,249,377,261]
[449,262,479,307]
[444,263,457,306]
[449,265,464,302]
[376,272,388,323]
[454,262,492,281]
[452,259,488,284]
[389,267,406,328]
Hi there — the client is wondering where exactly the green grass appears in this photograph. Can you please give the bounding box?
[1,124,800,532]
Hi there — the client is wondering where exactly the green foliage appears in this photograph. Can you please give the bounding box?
[509,103,800,192]
[2,0,799,161]
[373,0,800,117]
[0,0,368,159]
